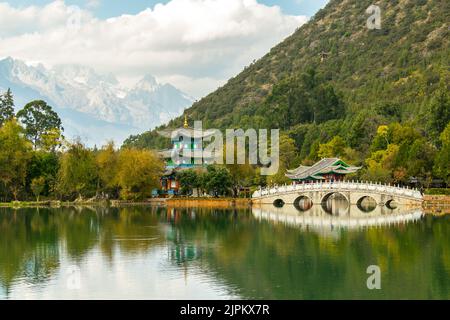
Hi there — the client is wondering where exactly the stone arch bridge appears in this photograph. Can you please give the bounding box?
[252,181,423,208]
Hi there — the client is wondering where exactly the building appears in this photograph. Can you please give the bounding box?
[286,158,361,183]
[156,116,214,196]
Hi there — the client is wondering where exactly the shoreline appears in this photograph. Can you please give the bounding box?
[0,198,252,209]
[423,195,450,216]
[1,196,449,214]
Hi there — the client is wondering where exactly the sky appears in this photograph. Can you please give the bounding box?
[0,0,329,98]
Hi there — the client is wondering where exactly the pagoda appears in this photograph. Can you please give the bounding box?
[286,158,361,183]
[156,115,214,196]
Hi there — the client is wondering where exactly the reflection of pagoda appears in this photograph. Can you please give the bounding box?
[286,158,361,183]
[156,116,215,196]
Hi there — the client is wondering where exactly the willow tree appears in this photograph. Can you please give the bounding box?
[57,141,98,200]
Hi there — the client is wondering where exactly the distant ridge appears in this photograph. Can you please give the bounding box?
[125,0,449,152]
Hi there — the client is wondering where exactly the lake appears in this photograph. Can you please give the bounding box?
[0,203,448,299]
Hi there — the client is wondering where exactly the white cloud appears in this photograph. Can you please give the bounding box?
[86,0,101,9]
[0,0,307,98]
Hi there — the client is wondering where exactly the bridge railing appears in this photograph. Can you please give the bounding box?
[252,180,423,200]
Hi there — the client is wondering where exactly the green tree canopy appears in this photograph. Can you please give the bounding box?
[203,165,233,197]
[26,150,59,198]
[31,176,46,202]
[433,123,450,185]
[177,169,201,195]
[17,100,63,149]
[57,141,98,200]
[428,86,450,142]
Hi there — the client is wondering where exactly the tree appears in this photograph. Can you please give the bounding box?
[433,123,450,185]
[0,119,32,200]
[403,138,436,178]
[362,144,399,183]
[393,167,408,184]
[0,88,15,126]
[270,135,299,185]
[222,142,257,197]
[428,87,450,142]
[96,142,119,196]
[314,84,345,124]
[26,150,59,198]
[203,165,233,197]
[318,136,346,159]
[377,125,390,146]
[40,128,64,152]
[347,110,381,150]
[177,169,200,196]
[31,177,46,202]
[115,148,164,200]
[57,141,98,200]
[16,100,63,149]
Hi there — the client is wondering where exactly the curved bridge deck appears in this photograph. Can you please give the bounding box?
[252,181,423,207]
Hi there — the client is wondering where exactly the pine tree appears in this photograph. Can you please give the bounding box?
[0,88,15,126]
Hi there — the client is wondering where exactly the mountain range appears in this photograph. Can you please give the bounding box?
[124,0,448,154]
[0,57,194,146]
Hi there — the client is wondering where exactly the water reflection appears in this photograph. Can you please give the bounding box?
[321,193,349,215]
[294,196,313,211]
[0,205,448,300]
[256,194,425,233]
[253,204,424,234]
[357,196,378,213]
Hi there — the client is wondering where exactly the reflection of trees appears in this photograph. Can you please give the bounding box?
[169,210,449,299]
[0,208,60,297]
[0,206,167,296]
[166,207,255,263]
[0,206,448,299]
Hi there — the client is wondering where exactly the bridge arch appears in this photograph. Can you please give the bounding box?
[357,196,377,213]
[321,192,349,204]
[294,195,313,212]
[321,192,349,215]
[385,199,398,209]
[273,199,285,208]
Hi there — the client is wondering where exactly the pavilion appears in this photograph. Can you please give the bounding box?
[156,116,214,196]
[286,158,361,183]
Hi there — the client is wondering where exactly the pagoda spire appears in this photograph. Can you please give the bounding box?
[184,114,189,128]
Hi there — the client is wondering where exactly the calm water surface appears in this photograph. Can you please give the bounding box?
[0,203,448,299]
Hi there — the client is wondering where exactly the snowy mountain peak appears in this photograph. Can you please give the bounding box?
[133,74,159,92]
[0,57,194,146]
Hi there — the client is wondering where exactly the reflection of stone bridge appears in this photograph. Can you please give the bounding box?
[252,181,423,207]
[252,205,424,230]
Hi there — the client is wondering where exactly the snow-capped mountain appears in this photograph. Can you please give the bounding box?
[0,57,194,146]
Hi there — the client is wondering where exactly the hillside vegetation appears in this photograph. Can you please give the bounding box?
[124,0,449,186]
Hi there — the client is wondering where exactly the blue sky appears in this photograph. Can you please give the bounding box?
[6,0,329,18]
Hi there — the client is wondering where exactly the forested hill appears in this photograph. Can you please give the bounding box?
[123,0,449,183]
